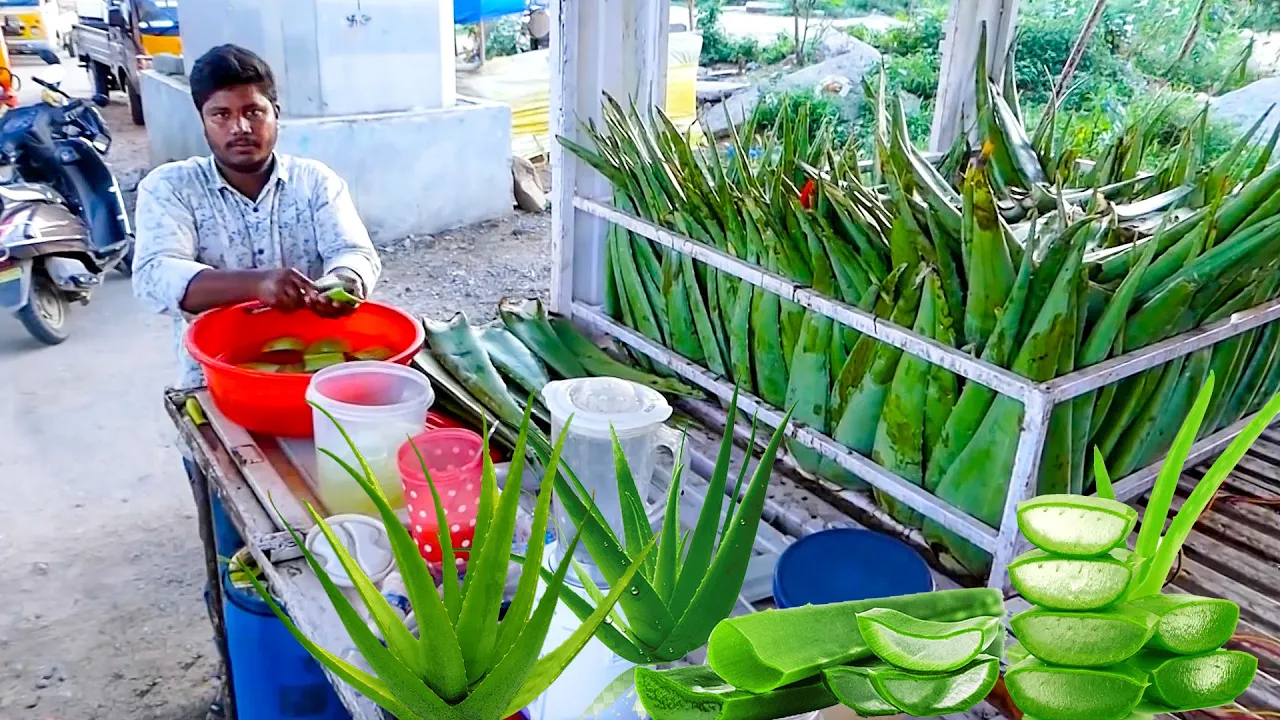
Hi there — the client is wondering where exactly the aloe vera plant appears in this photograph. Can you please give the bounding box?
[244,402,648,720]
[549,388,794,664]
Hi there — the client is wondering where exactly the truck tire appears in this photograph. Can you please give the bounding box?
[91,61,111,97]
[127,77,144,126]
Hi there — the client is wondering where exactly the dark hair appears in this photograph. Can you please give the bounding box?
[189,44,278,111]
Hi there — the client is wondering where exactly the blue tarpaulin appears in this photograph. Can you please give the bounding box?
[455,0,526,24]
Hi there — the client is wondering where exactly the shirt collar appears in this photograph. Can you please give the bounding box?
[205,153,290,203]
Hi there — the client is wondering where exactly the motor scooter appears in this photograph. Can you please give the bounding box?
[0,62,133,345]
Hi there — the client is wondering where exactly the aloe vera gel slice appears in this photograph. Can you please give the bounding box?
[871,655,1000,716]
[820,666,901,717]
[262,336,305,353]
[1129,594,1240,655]
[1133,649,1258,709]
[1005,657,1149,720]
[707,588,1004,693]
[1011,604,1158,667]
[635,665,836,720]
[304,352,347,372]
[1017,494,1138,557]
[1008,548,1133,611]
[857,608,1003,673]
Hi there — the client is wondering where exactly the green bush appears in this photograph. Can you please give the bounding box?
[483,16,527,58]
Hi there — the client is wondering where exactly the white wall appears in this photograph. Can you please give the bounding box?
[141,70,513,244]
[177,0,456,118]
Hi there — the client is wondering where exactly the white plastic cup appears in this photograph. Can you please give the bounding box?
[306,362,434,516]
[541,377,671,587]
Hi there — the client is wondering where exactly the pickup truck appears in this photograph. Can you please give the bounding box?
[70,0,180,126]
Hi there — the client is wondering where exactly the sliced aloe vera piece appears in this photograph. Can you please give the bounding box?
[304,352,347,372]
[635,664,836,720]
[1011,603,1158,667]
[857,608,1003,673]
[820,665,901,717]
[870,655,1000,715]
[261,336,305,353]
[352,346,393,361]
[1016,494,1138,557]
[1009,548,1133,611]
[1008,640,1031,666]
[306,337,350,355]
[1005,657,1149,720]
[1129,594,1240,655]
[238,361,281,372]
[1132,649,1257,709]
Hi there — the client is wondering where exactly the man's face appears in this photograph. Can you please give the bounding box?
[200,83,278,173]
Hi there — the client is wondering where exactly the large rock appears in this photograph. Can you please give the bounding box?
[1211,77,1280,141]
[699,38,881,138]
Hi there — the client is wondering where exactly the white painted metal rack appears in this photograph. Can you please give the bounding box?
[549,0,1280,591]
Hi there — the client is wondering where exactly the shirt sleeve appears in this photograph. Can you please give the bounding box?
[311,167,382,296]
[132,173,210,317]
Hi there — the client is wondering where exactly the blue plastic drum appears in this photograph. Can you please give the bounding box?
[773,528,934,609]
[221,567,350,719]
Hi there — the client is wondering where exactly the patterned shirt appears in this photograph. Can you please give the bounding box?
[132,154,382,389]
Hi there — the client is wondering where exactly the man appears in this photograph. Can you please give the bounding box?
[131,44,381,717]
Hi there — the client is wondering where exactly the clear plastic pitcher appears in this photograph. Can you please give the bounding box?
[541,377,671,587]
[306,362,434,516]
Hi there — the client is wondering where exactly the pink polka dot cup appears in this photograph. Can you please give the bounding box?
[398,428,484,564]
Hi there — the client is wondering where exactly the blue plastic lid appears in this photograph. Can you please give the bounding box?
[773,528,934,610]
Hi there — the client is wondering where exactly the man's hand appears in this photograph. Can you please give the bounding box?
[255,268,320,312]
[308,270,363,319]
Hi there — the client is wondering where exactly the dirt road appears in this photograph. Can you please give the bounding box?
[0,55,550,719]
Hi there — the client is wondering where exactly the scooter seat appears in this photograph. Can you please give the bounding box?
[0,182,61,206]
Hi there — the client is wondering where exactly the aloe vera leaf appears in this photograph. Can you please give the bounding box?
[1038,277,1080,496]
[784,310,834,474]
[1223,321,1280,425]
[1132,649,1258,709]
[1093,369,1160,460]
[750,284,788,407]
[820,665,901,717]
[545,315,702,397]
[1011,604,1158,667]
[924,283,960,474]
[1129,594,1241,655]
[1136,347,1213,471]
[655,457,684,605]
[857,608,1002,673]
[497,298,588,378]
[666,249,706,365]
[476,323,551,397]
[262,336,305,353]
[426,313,526,426]
[962,166,1016,351]
[872,270,938,527]
[1108,356,1188,478]
[869,654,1001,716]
[1016,494,1138,557]
[636,665,837,720]
[1008,548,1133,612]
[1137,386,1280,597]
[707,588,1004,693]
[1005,657,1150,720]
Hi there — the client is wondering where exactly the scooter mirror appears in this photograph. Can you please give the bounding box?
[92,94,109,108]
[31,63,67,88]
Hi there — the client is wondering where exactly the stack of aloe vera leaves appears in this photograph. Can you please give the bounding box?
[634,587,1007,719]
[419,297,702,440]
[1004,375,1278,720]
[558,18,1280,578]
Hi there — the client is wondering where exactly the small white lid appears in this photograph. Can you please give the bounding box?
[541,377,672,438]
[304,514,395,588]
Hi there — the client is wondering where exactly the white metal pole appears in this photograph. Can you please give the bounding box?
[549,0,580,312]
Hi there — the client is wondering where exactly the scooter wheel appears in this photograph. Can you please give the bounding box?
[18,274,70,345]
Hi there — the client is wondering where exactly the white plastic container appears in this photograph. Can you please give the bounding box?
[541,377,671,586]
[306,362,434,516]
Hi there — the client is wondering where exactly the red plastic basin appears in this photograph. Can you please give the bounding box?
[185,300,425,437]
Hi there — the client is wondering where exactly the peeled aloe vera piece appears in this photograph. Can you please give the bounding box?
[1129,594,1240,655]
[870,655,1000,715]
[306,337,350,355]
[820,665,901,717]
[1011,603,1158,667]
[1132,649,1258,709]
[708,588,1005,693]
[1016,494,1138,557]
[238,361,281,372]
[303,352,347,372]
[857,608,1003,673]
[261,336,304,353]
[353,346,393,361]
[1009,548,1133,611]
[635,665,836,720]
[1005,657,1149,720]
